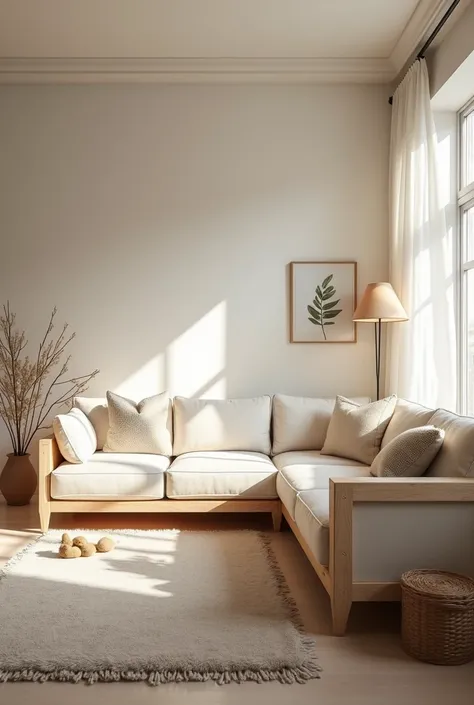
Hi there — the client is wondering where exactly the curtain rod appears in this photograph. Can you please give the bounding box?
[388,0,461,105]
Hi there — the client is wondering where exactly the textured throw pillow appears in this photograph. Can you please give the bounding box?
[73,397,109,450]
[53,408,97,464]
[321,395,397,465]
[371,425,445,477]
[104,391,172,456]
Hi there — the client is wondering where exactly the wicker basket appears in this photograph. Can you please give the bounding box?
[401,569,474,665]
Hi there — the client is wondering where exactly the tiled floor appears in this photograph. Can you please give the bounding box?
[1,501,473,705]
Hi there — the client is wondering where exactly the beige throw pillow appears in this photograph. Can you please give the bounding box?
[371,425,444,477]
[104,391,172,456]
[321,395,397,465]
[53,408,97,464]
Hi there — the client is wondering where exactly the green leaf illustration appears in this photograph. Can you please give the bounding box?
[323,299,340,311]
[307,305,321,322]
[307,274,343,340]
[324,309,342,319]
[321,274,333,289]
[322,287,336,300]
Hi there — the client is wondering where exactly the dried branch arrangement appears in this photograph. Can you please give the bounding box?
[0,304,99,455]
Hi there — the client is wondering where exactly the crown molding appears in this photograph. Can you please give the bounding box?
[0,57,395,85]
[389,0,455,73]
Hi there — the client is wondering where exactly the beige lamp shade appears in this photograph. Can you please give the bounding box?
[353,282,408,322]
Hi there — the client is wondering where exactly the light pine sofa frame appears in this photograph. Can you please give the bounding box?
[38,437,282,534]
[283,476,474,635]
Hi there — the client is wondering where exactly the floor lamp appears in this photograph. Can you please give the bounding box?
[353,282,408,401]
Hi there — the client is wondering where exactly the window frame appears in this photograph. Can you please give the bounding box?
[458,96,474,414]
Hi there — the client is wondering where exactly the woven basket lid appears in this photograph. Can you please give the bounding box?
[401,569,474,601]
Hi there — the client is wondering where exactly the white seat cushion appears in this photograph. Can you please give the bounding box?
[274,451,369,519]
[166,451,277,499]
[294,490,330,566]
[51,452,169,500]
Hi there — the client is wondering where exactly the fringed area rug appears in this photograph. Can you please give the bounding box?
[0,530,320,686]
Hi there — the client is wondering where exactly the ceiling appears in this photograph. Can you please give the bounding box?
[0,0,466,83]
[0,0,420,59]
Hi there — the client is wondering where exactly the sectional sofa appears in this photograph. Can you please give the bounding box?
[39,394,474,635]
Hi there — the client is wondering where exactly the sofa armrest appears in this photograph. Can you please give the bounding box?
[330,476,474,502]
[38,436,63,532]
[39,435,63,479]
[329,476,474,598]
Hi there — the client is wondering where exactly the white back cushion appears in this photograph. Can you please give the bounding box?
[272,395,370,454]
[427,408,474,477]
[53,408,97,463]
[381,398,435,449]
[73,397,109,450]
[173,396,272,455]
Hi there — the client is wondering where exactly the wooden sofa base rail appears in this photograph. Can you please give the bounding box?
[40,499,282,533]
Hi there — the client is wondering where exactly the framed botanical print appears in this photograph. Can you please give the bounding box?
[289,261,357,343]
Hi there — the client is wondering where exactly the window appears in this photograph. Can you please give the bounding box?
[459,98,474,414]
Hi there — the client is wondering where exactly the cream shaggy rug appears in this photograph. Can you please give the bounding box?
[0,530,320,686]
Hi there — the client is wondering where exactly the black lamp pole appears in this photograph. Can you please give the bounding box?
[374,319,382,401]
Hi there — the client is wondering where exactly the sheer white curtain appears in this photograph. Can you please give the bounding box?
[387,58,456,409]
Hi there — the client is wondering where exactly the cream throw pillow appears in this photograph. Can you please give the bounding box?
[321,395,397,465]
[53,408,97,464]
[371,425,444,477]
[104,391,172,456]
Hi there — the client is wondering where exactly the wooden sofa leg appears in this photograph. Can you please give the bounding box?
[329,480,353,635]
[331,593,352,636]
[39,503,51,534]
[272,505,282,531]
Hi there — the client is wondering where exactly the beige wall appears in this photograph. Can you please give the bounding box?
[0,84,390,459]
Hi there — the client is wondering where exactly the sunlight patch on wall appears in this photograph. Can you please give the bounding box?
[114,353,165,400]
[437,133,452,211]
[167,302,227,398]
